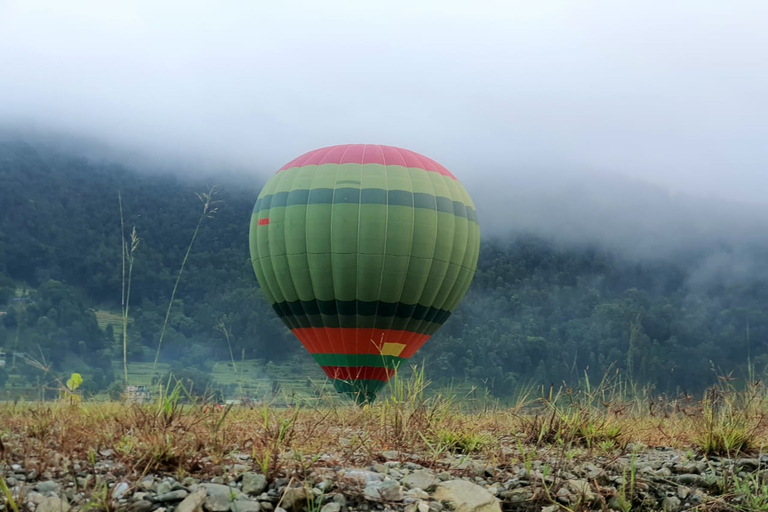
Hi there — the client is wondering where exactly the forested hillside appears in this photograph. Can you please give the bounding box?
[1,139,767,397]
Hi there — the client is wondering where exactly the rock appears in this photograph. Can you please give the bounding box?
[542,506,559,512]
[139,477,156,492]
[36,481,60,495]
[499,489,532,503]
[378,481,403,501]
[677,486,691,500]
[404,470,440,492]
[342,470,384,488]
[736,458,760,472]
[433,480,501,512]
[202,483,236,512]
[157,481,174,495]
[364,484,382,501]
[26,491,46,505]
[332,493,347,507]
[280,487,307,512]
[232,499,261,512]
[566,480,595,502]
[111,482,131,501]
[320,503,341,512]
[155,490,189,502]
[437,472,451,481]
[662,496,681,512]
[36,496,71,512]
[673,474,708,487]
[126,501,155,512]
[418,501,430,512]
[406,488,429,500]
[242,473,268,496]
[381,451,399,460]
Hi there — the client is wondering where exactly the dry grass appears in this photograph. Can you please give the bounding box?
[1,368,767,485]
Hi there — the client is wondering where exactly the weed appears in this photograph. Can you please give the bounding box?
[0,476,18,512]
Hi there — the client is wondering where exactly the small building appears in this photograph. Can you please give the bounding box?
[125,385,151,404]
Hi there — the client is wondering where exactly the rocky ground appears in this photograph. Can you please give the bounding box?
[3,445,766,512]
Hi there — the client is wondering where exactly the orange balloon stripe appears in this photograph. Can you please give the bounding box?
[321,366,395,383]
[291,327,430,358]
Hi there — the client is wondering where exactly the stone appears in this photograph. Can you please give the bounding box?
[320,503,341,512]
[111,482,131,501]
[378,481,404,501]
[332,493,347,506]
[566,480,595,502]
[36,496,71,512]
[242,473,268,496]
[139,477,156,492]
[499,489,532,503]
[26,491,46,505]
[673,474,707,487]
[542,506,559,512]
[232,499,261,512]
[662,496,681,512]
[176,489,208,512]
[156,490,189,502]
[280,487,307,512]
[126,501,155,512]
[36,481,60,495]
[418,501,430,512]
[342,470,384,488]
[403,471,440,492]
[157,481,174,495]
[432,480,501,512]
[406,488,429,500]
[202,483,236,512]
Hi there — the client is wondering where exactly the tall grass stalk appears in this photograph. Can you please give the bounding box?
[119,191,140,386]
[217,321,244,397]
[152,186,220,375]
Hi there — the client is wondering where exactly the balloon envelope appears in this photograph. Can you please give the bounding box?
[249,144,480,402]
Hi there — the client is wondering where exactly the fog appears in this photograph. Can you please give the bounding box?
[2,0,768,258]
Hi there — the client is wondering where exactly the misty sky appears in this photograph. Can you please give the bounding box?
[1,0,768,206]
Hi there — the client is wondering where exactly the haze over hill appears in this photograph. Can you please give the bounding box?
[2,0,768,398]
[0,137,767,399]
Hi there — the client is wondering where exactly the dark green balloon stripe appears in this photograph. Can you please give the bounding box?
[270,302,447,334]
[312,353,406,369]
[272,298,453,333]
[253,188,478,224]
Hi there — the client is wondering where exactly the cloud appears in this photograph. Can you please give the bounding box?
[1,0,767,204]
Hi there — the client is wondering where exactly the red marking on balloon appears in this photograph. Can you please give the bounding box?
[258,218,269,226]
[277,144,457,179]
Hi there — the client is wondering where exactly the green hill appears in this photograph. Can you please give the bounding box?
[2,138,768,400]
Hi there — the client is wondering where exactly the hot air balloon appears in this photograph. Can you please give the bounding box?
[249,144,480,403]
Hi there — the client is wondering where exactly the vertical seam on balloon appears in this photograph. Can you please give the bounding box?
[260,171,290,326]
[432,176,469,316]
[272,168,303,336]
[390,148,417,351]
[411,168,441,338]
[289,167,319,354]
[370,145,390,365]
[355,145,365,373]
[304,165,327,356]
[333,145,354,367]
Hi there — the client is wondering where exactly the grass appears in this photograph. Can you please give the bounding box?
[2,367,768,511]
